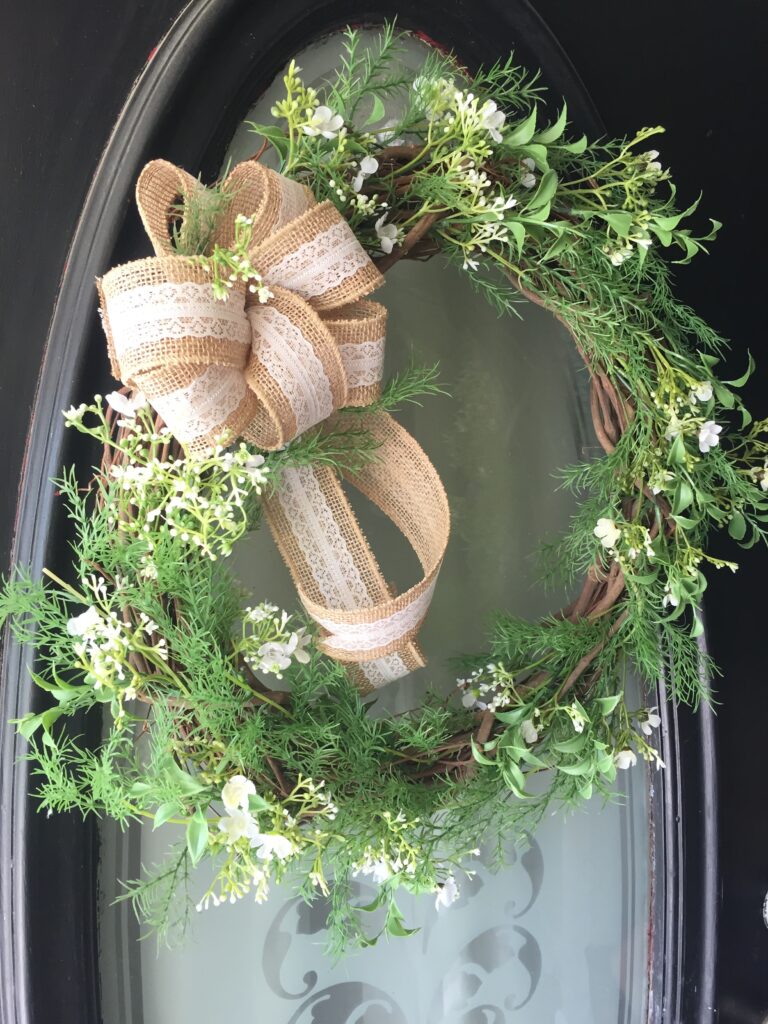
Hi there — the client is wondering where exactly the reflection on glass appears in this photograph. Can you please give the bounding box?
[98,30,650,1024]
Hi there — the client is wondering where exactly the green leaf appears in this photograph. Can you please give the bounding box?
[470,737,496,766]
[558,134,587,155]
[578,781,593,801]
[186,809,209,866]
[364,94,386,127]
[552,734,587,754]
[153,802,182,830]
[728,511,747,541]
[724,352,755,388]
[594,694,622,716]
[668,434,686,467]
[558,761,591,777]
[168,762,206,797]
[502,759,526,793]
[533,104,567,144]
[673,480,694,515]
[15,712,44,740]
[504,107,538,147]
[691,613,705,638]
[506,220,526,257]
[713,382,735,409]
[527,168,558,211]
[599,211,634,236]
[494,707,528,725]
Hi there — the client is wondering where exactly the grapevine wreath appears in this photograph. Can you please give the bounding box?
[3,26,767,952]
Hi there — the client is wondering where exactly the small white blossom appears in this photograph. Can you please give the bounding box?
[218,808,255,845]
[302,105,344,138]
[520,156,537,189]
[594,517,622,551]
[639,708,662,736]
[614,749,637,770]
[435,874,460,910]
[284,628,312,665]
[351,155,379,193]
[250,832,295,861]
[63,403,87,423]
[690,381,713,404]
[521,719,539,745]
[760,462,768,492]
[105,390,147,417]
[567,703,587,734]
[67,606,102,637]
[479,99,506,143]
[221,774,256,812]
[662,583,680,609]
[375,213,399,254]
[698,420,722,453]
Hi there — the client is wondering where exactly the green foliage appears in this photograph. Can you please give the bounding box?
[2,23,767,955]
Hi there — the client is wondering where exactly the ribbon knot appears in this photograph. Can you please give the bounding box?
[97,159,450,691]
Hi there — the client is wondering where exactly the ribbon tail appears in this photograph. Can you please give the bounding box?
[264,411,449,692]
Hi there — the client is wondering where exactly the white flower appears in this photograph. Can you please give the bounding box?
[662,583,680,609]
[67,606,102,636]
[302,105,344,138]
[698,420,722,453]
[284,628,312,665]
[357,857,392,884]
[760,462,768,492]
[690,381,713,404]
[461,689,488,711]
[351,155,379,193]
[435,874,460,911]
[256,641,292,676]
[105,390,147,417]
[521,718,538,745]
[221,773,256,812]
[594,517,622,550]
[570,706,586,733]
[520,156,537,189]
[614,748,637,770]
[375,213,399,254]
[250,831,294,861]
[639,708,662,736]
[123,685,138,701]
[479,99,506,143]
[642,149,662,174]
[63,402,87,423]
[218,808,254,845]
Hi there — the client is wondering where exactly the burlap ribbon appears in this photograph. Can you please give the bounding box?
[97,159,450,692]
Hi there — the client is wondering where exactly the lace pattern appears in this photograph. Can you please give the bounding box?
[338,338,386,388]
[360,654,411,686]
[314,578,438,653]
[107,282,250,358]
[151,365,247,443]
[249,307,334,435]
[265,222,370,300]
[274,467,373,609]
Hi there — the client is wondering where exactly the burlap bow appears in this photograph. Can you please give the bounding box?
[98,159,450,692]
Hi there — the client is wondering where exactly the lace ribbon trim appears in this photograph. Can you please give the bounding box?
[313,578,438,653]
[338,338,386,388]
[248,307,334,436]
[107,282,250,358]
[151,365,248,443]
[265,222,370,300]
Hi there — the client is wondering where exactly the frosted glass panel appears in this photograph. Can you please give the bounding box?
[98,30,651,1024]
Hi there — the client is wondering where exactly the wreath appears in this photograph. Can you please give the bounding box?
[3,25,767,953]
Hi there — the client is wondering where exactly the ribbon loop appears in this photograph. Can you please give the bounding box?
[98,158,450,688]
